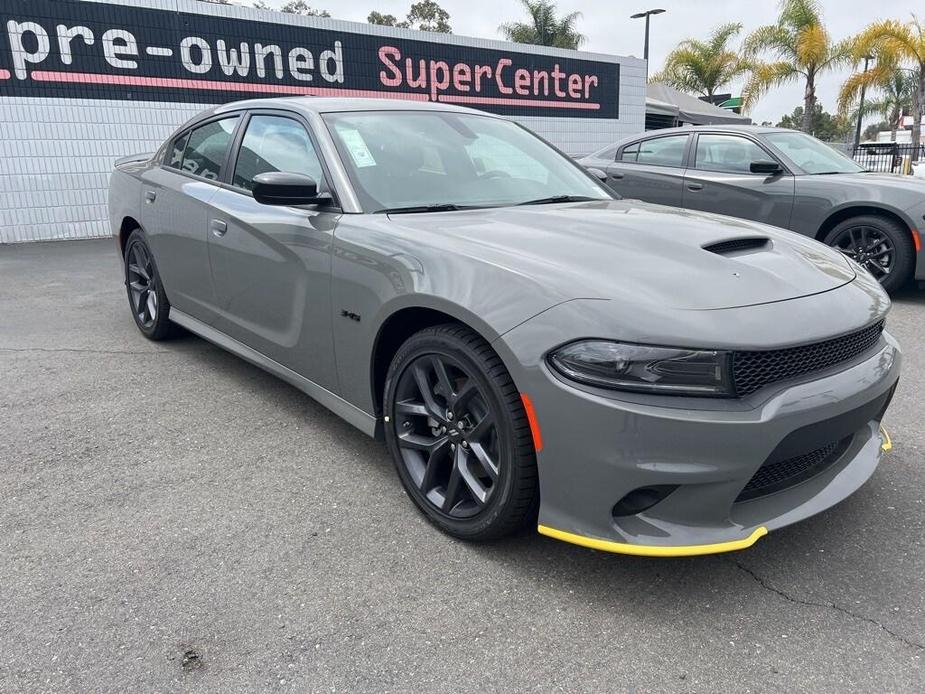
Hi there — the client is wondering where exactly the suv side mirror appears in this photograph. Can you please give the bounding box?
[750,160,783,175]
[252,172,328,206]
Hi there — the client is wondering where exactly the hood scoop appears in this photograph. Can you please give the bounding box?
[703,237,770,256]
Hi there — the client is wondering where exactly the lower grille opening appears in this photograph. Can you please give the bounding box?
[736,436,852,502]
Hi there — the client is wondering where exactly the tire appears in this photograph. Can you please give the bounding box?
[822,215,914,294]
[383,323,539,541]
[123,230,176,340]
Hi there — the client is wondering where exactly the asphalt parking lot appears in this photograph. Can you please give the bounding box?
[1,238,923,693]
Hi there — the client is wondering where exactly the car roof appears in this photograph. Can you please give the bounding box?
[634,124,796,137]
[209,96,491,117]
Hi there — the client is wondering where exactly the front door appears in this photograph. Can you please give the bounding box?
[682,133,795,229]
[206,112,340,391]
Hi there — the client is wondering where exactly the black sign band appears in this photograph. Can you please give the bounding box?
[0,0,620,119]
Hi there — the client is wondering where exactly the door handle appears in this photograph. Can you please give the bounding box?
[687,182,704,191]
[210,219,228,237]
[609,172,625,180]
[144,190,157,203]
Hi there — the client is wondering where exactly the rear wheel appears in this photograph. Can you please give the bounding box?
[124,230,176,340]
[383,324,538,541]
[823,215,914,294]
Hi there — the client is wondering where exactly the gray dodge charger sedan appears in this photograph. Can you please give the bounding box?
[109,98,900,557]
[579,125,925,293]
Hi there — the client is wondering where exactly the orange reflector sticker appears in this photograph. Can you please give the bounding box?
[520,393,543,453]
[912,229,922,253]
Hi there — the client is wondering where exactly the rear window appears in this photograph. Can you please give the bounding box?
[625,135,688,167]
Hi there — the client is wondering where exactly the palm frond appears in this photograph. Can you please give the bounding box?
[742,61,800,108]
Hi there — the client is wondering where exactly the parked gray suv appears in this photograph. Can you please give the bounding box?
[579,125,925,293]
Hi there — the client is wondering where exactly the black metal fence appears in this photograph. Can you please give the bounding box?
[851,143,924,174]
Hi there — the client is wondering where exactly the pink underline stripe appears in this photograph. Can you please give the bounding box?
[438,94,600,110]
[29,71,431,101]
[27,71,599,110]
[0,69,11,80]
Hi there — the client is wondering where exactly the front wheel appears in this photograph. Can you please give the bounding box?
[823,215,914,294]
[383,324,538,541]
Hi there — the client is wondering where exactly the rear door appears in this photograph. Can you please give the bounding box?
[604,133,690,206]
[205,110,341,390]
[139,115,240,323]
[682,133,795,229]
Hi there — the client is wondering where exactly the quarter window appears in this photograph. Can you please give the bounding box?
[695,134,773,174]
[178,117,238,181]
[166,132,188,170]
[619,142,640,161]
[233,115,324,192]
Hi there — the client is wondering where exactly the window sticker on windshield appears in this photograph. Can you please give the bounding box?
[339,128,376,168]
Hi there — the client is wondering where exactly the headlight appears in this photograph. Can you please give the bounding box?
[548,340,733,396]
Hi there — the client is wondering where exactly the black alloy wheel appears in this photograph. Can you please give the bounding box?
[824,215,914,294]
[393,352,501,518]
[123,230,175,340]
[127,240,159,329]
[384,324,538,540]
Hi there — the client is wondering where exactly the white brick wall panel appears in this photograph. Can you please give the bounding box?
[0,0,645,243]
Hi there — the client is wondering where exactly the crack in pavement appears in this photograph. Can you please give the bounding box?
[728,557,925,652]
[0,347,172,356]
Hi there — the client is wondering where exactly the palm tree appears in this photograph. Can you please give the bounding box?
[650,23,751,100]
[851,16,925,157]
[839,67,916,142]
[742,0,852,133]
[499,0,584,50]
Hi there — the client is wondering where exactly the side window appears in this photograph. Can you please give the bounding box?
[635,135,688,167]
[695,134,773,174]
[233,115,324,192]
[619,142,640,161]
[179,117,238,181]
[165,132,188,170]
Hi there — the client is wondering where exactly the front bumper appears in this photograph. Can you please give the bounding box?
[498,320,901,557]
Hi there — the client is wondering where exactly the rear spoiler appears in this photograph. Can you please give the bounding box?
[114,152,154,167]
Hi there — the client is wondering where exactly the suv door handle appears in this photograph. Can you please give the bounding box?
[210,219,228,237]
[144,190,157,203]
[687,182,704,191]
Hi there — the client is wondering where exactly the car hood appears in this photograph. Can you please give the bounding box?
[386,200,856,311]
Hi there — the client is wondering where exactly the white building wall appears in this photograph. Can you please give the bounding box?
[0,0,645,244]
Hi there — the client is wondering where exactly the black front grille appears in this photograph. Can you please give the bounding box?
[737,437,852,501]
[732,321,884,397]
[703,237,769,255]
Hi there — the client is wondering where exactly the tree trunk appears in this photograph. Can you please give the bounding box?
[912,70,924,162]
[802,74,816,134]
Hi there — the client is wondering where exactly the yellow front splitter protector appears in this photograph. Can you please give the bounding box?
[538,524,768,557]
[880,425,892,452]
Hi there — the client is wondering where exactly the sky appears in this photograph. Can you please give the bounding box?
[251,0,920,126]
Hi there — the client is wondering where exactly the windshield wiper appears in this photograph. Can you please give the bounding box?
[517,195,601,206]
[378,203,475,214]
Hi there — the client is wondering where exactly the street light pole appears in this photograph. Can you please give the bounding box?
[631,8,666,76]
[852,55,874,154]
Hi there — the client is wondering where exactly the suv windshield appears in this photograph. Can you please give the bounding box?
[764,131,864,175]
[322,111,613,212]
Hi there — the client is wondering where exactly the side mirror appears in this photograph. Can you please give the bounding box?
[585,166,608,182]
[750,160,783,175]
[252,171,327,206]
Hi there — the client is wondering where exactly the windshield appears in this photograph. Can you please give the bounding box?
[764,131,864,175]
[322,111,613,212]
